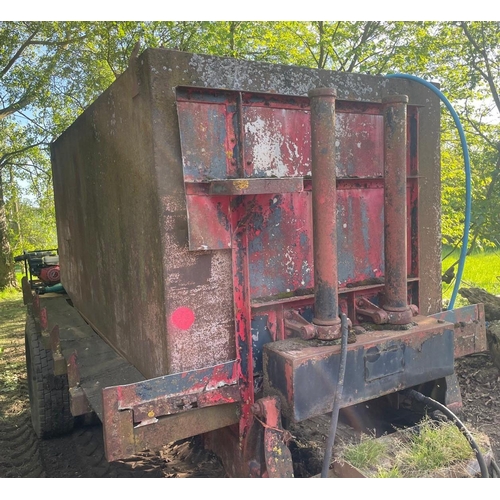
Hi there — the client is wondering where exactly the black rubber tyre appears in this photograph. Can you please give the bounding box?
[25,314,74,438]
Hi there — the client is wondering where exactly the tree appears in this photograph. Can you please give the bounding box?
[457,22,500,250]
[418,22,500,251]
[2,21,500,291]
[0,22,91,288]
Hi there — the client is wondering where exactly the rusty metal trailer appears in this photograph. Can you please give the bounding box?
[22,49,486,477]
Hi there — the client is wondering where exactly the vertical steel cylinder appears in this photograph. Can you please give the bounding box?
[382,95,413,325]
[309,88,341,339]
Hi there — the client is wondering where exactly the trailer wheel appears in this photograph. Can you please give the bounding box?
[25,315,74,439]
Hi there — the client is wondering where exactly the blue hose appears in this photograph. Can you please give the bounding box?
[386,73,471,310]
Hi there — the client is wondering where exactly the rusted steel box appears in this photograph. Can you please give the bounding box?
[263,315,455,422]
[50,50,443,380]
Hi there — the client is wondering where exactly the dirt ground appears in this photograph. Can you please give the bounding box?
[0,295,499,479]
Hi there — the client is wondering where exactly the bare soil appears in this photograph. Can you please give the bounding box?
[0,295,499,478]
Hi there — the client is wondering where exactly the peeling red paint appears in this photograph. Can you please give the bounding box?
[39,307,48,330]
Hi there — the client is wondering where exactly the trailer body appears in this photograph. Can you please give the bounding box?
[22,49,487,477]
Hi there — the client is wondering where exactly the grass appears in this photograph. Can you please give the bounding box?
[398,420,474,473]
[342,434,388,471]
[337,417,489,478]
[442,247,500,305]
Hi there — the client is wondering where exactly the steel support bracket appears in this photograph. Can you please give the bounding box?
[67,351,93,416]
[252,396,294,478]
[355,296,389,324]
[284,310,317,340]
[101,361,241,461]
[284,309,345,341]
[430,303,487,358]
[21,276,33,305]
[49,324,67,376]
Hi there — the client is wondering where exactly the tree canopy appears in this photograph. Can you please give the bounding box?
[1,21,499,288]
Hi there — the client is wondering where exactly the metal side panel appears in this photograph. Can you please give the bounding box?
[430,304,487,358]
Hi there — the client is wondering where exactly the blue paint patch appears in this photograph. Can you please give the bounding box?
[338,197,356,283]
[251,315,273,374]
[299,232,309,248]
[179,105,228,181]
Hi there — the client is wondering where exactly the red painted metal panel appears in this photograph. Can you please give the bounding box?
[336,112,384,178]
[337,181,385,286]
[177,100,237,182]
[186,194,231,250]
[242,106,311,178]
[177,89,420,307]
[181,182,418,301]
[246,192,314,300]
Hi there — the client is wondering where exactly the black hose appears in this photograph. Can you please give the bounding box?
[491,457,500,478]
[406,389,489,478]
[321,313,349,478]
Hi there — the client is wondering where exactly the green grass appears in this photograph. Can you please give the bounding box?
[0,286,22,302]
[397,420,474,474]
[375,466,402,478]
[342,435,389,471]
[338,417,487,478]
[0,271,24,301]
[442,247,500,305]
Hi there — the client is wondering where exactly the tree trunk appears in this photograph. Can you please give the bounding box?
[0,170,17,290]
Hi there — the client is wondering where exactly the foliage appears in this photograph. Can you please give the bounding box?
[0,21,500,289]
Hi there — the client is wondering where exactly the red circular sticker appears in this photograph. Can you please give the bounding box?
[171,307,195,330]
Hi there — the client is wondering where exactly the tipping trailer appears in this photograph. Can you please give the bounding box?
[21,49,487,477]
